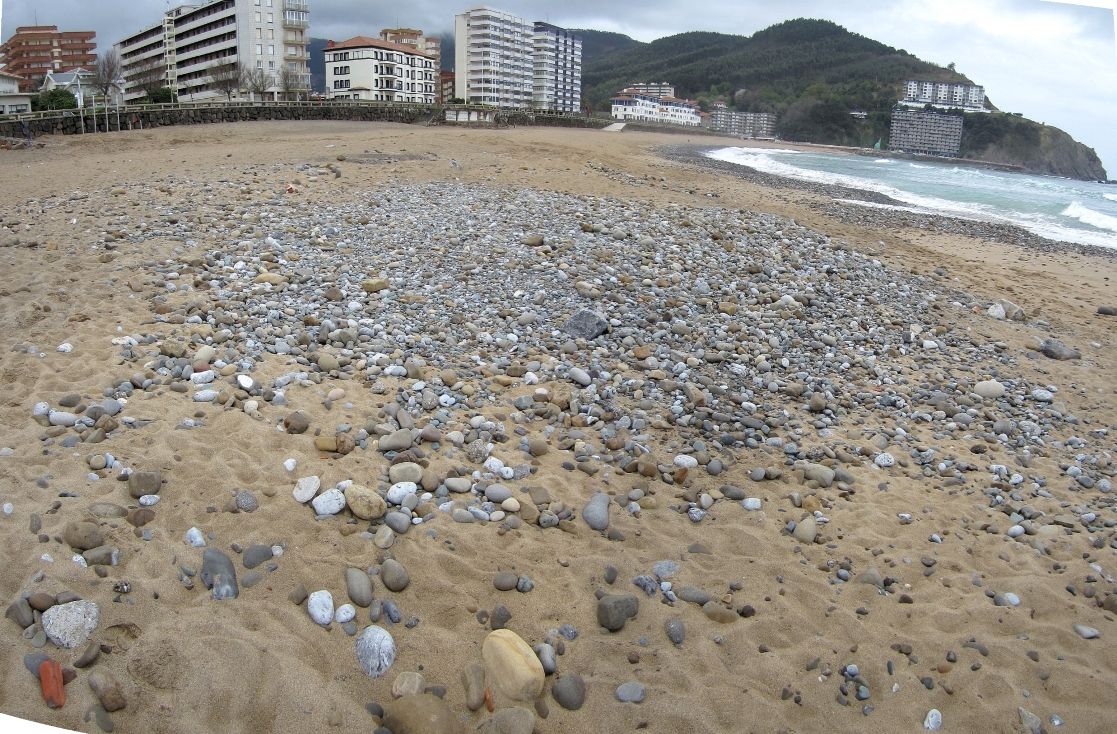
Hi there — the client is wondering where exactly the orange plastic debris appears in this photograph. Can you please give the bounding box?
[484,686,494,712]
[39,659,65,709]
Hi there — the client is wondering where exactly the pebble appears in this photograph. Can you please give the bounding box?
[292,476,321,503]
[311,488,346,515]
[666,618,686,644]
[88,670,126,712]
[924,709,942,731]
[347,568,374,607]
[381,559,410,592]
[552,673,586,710]
[242,544,273,569]
[615,682,646,703]
[597,595,639,631]
[355,625,396,678]
[40,601,99,649]
[488,707,536,734]
[307,590,334,625]
[482,629,545,701]
[200,548,239,600]
[1073,624,1099,639]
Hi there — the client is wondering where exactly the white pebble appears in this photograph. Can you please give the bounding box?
[1008,525,1025,537]
[874,453,895,467]
[1004,592,1020,606]
[56,343,73,353]
[307,590,334,625]
[673,454,698,469]
[335,604,356,623]
[284,459,297,472]
[185,527,206,547]
[742,498,762,511]
[139,495,160,506]
[1,503,12,516]
[924,709,942,731]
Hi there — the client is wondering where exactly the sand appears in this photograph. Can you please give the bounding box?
[1,121,1115,734]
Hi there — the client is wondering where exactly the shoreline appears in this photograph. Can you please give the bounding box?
[658,143,1117,259]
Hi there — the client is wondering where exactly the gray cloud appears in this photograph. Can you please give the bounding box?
[2,0,1114,170]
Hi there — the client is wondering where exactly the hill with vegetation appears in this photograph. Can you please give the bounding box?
[571,29,644,63]
[582,18,1105,180]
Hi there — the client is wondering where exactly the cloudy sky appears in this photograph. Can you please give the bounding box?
[2,0,1115,172]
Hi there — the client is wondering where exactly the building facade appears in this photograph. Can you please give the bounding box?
[454,6,534,107]
[379,29,441,69]
[0,26,97,92]
[41,69,126,105]
[627,82,674,98]
[708,108,776,139]
[610,88,701,126]
[440,70,456,102]
[889,109,963,157]
[900,79,985,111]
[532,22,581,113]
[0,71,33,114]
[115,0,311,103]
[324,37,437,103]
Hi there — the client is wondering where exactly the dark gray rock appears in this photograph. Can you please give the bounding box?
[200,547,239,600]
[597,595,638,631]
[582,493,610,531]
[490,603,512,630]
[552,674,586,710]
[562,310,609,340]
[1040,339,1080,361]
[615,682,646,703]
[666,618,686,645]
[347,568,374,607]
[633,575,657,596]
[242,544,273,569]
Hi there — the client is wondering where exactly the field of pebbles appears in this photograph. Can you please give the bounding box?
[1,122,1116,734]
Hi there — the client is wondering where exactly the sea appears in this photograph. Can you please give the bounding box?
[706,146,1117,249]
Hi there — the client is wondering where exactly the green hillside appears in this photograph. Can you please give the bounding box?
[582,18,1105,180]
[571,29,644,63]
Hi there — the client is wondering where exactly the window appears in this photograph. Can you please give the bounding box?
[256,60,263,69]
[267,13,273,23]
[269,29,274,39]
[255,12,261,21]
[268,45,274,55]
[333,79,350,89]
[269,61,275,70]
[256,44,262,54]
[255,28,262,38]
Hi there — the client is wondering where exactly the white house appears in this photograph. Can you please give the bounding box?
[324,36,437,103]
[42,68,126,105]
[0,70,32,114]
[610,88,701,126]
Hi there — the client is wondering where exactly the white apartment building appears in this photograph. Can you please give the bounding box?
[900,79,985,111]
[324,36,437,103]
[532,22,581,113]
[610,88,701,126]
[115,0,311,103]
[627,82,674,98]
[454,6,534,108]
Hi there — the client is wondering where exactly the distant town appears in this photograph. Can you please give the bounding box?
[0,2,996,158]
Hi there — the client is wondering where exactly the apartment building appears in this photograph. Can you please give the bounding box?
[889,109,963,157]
[324,37,437,103]
[627,82,674,98]
[532,23,581,113]
[454,6,534,107]
[454,6,582,111]
[900,79,985,111]
[0,26,97,92]
[0,70,33,114]
[440,70,456,102]
[709,108,776,139]
[610,88,701,126]
[115,0,311,103]
[379,29,442,69]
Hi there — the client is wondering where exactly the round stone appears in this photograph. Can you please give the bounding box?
[386,482,418,505]
[874,453,895,467]
[235,491,258,512]
[616,682,646,703]
[355,625,396,678]
[307,590,334,625]
[311,488,346,515]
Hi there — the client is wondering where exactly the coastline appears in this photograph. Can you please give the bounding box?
[658,143,1117,259]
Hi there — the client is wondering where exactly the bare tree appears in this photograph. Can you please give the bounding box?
[244,67,274,101]
[92,50,122,100]
[278,67,298,101]
[127,59,166,101]
[209,62,243,101]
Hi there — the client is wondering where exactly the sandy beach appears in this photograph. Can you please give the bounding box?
[1,120,1115,734]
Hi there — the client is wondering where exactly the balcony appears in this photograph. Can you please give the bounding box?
[284,1,309,11]
[283,12,309,28]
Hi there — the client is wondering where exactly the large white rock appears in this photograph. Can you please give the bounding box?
[292,476,320,503]
[41,601,100,649]
[974,380,1005,399]
[355,625,396,678]
[311,488,346,515]
[386,482,417,505]
[307,590,334,625]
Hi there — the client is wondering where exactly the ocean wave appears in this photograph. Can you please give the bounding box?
[874,159,891,164]
[909,163,930,169]
[1063,202,1117,232]
[705,147,1117,249]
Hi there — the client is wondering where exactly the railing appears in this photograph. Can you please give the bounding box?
[284,0,309,11]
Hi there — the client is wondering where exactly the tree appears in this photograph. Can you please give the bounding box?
[244,67,273,101]
[32,88,77,111]
[209,62,243,101]
[150,87,177,104]
[92,50,122,100]
[278,67,301,101]
[128,59,166,101]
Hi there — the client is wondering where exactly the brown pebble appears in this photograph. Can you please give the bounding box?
[937,663,952,674]
[628,652,640,664]
[534,698,549,719]
[758,644,770,653]
[288,585,308,605]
